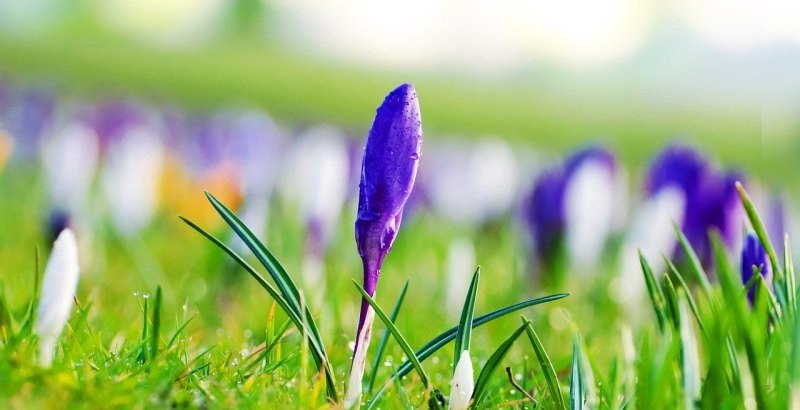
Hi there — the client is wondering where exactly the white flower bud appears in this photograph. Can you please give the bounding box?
[449,350,474,410]
[35,229,80,366]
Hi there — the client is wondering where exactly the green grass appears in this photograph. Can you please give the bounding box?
[0,157,796,408]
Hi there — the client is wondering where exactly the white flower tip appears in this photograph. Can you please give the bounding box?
[35,228,80,364]
[449,350,474,410]
[345,308,376,409]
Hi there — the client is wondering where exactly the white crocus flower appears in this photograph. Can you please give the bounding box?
[449,350,474,410]
[35,229,80,366]
[615,187,685,306]
[445,237,476,320]
[564,158,618,271]
[427,138,518,224]
[43,121,100,213]
[101,126,165,236]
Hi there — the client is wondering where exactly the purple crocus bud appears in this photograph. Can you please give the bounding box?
[345,83,422,408]
[740,232,771,304]
[523,146,619,278]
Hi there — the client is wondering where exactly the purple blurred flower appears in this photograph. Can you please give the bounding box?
[645,144,744,266]
[740,232,771,304]
[90,100,149,151]
[524,146,618,273]
[346,83,422,407]
[5,87,55,158]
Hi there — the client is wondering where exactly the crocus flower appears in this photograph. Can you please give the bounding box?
[523,146,620,278]
[101,124,165,236]
[4,87,55,159]
[740,232,771,304]
[345,83,422,408]
[445,237,476,320]
[617,144,745,306]
[42,118,100,239]
[449,350,474,410]
[35,229,80,366]
[425,138,519,224]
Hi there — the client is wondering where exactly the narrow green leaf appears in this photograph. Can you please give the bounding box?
[639,251,668,332]
[366,281,409,394]
[736,183,783,286]
[354,281,429,388]
[784,234,796,314]
[523,319,565,409]
[367,292,570,408]
[180,216,338,401]
[454,267,480,369]
[665,257,706,334]
[662,274,681,329]
[570,335,585,410]
[712,232,769,409]
[204,192,329,369]
[673,221,714,302]
[471,319,530,406]
[679,295,701,409]
[166,314,196,349]
[790,296,800,404]
[150,286,162,361]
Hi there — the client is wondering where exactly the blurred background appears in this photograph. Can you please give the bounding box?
[0,0,798,382]
[0,0,797,175]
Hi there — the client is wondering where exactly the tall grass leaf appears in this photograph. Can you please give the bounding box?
[673,222,714,302]
[471,319,530,407]
[639,251,668,332]
[523,319,566,409]
[367,292,569,407]
[679,295,701,409]
[150,286,162,361]
[354,281,429,388]
[203,193,329,367]
[454,267,480,369]
[784,234,796,314]
[665,257,706,334]
[366,281,409,394]
[180,215,338,401]
[735,183,783,286]
[570,335,585,410]
[662,274,681,329]
[712,232,769,409]
[791,296,800,407]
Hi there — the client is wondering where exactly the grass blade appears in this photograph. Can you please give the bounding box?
[366,281,409,394]
[203,193,330,371]
[570,335,585,410]
[150,286,162,361]
[736,182,783,286]
[665,257,706,335]
[471,319,530,406]
[180,215,338,401]
[523,318,565,409]
[367,292,570,408]
[712,232,769,409]
[354,281,429,388]
[679,295,701,409]
[673,221,714,302]
[662,274,681,329]
[639,251,668,332]
[454,267,480,369]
